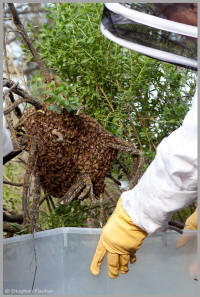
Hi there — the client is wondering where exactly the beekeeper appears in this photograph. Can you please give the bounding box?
[90,3,198,278]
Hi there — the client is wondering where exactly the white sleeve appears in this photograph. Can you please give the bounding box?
[121,92,197,235]
[3,115,13,157]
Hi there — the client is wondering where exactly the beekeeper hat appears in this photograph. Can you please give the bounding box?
[101,3,197,70]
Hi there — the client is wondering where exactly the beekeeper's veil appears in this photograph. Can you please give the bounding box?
[101,3,197,70]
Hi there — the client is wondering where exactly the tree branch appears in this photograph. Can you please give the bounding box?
[8,3,50,81]
[3,78,44,112]
[3,149,23,165]
[106,173,121,186]
[3,221,24,233]
[3,179,23,187]
[3,211,23,223]
[8,92,22,118]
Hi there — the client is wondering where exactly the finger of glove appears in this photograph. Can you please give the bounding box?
[107,253,120,278]
[90,240,106,276]
[119,254,130,274]
[130,254,136,264]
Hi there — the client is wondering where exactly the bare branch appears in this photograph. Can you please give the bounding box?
[3,179,23,187]
[3,81,19,96]
[106,173,121,186]
[3,78,44,112]
[3,149,23,165]
[3,211,23,223]
[129,155,144,189]
[23,135,38,224]
[48,196,56,209]
[4,98,35,115]
[8,3,50,81]
[8,92,22,119]
[3,221,24,233]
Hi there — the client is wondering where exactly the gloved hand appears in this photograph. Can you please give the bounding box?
[176,208,198,249]
[184,208,198,230]
[90,197,147,278]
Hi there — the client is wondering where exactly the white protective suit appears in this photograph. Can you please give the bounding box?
[3,115,13,157]
[122,91,197,234]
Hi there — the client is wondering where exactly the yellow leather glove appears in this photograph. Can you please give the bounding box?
[184,208,198,230]
[90,198,147,278]
[176,208,198,248]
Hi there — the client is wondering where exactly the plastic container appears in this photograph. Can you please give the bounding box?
[3,227,198,296]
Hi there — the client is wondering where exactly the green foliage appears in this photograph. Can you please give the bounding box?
[39,200,88,229]
[26,3,196,167]
[3,162,24,211]
[38,199,103,230]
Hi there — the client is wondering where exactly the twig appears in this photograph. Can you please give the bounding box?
[3,78,44,110]
[3,81,19,96]
[99,86,132,142]
[9,92,22,119]
[3,179,23,187]
[99,87,114,112]
[48,196,55,210]
[129,155,144,189]
[45,195,52,213]
[23,136,38,224]
[106,173,121,186]
[3,221,24,233]
[126,105,143,151]
[3,149,22,165]
[39,197,46,207]
[4,98,34,115]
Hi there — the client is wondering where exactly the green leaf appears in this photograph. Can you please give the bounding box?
[45,96,57,103]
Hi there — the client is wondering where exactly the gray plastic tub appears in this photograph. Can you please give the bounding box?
[3,227,198,296]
